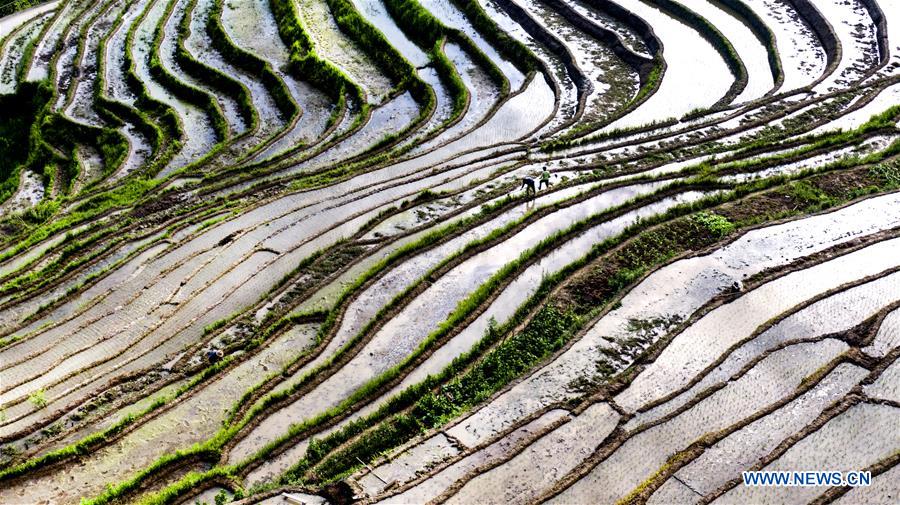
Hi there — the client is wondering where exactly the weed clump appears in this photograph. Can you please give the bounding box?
[869,159,900,187]
[28,389,47,409]
[691,211,735,238]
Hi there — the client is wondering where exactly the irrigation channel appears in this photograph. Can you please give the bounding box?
[0,0,898,502]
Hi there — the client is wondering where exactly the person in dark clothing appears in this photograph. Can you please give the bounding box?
[521,176,537,196]
[206,348,224,363]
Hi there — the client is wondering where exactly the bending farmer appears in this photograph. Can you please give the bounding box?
[521,176,537,196]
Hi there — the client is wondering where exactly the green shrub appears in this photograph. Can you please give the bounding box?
[691,211,735,238]
[213,490,228,505]
[28,389,47,409]
[0,0,43,16]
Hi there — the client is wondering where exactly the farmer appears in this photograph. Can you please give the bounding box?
[539,167,552,190]
[520,176,537,196]
[206,348,224,364]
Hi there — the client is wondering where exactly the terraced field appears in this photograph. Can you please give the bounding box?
[0,0,898,502]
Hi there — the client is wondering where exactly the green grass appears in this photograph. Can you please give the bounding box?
[546,59,666,147]
[316,0,440,153]
[0,81,51,204]
[0,0,276,263]
[270,135,900,484]
[208,182,726,471]
[343,0,511,100]
[300,304,579,482]
[324,0,425,99]
[148,0,229,141]
[268,0,362,104]
[0,66,131,204]
[175,0,258,132]
[119,0,186,177]
[70,176,682,504]
[380,0,470,113]
[206,0,297,120]
[9,123,899,491]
